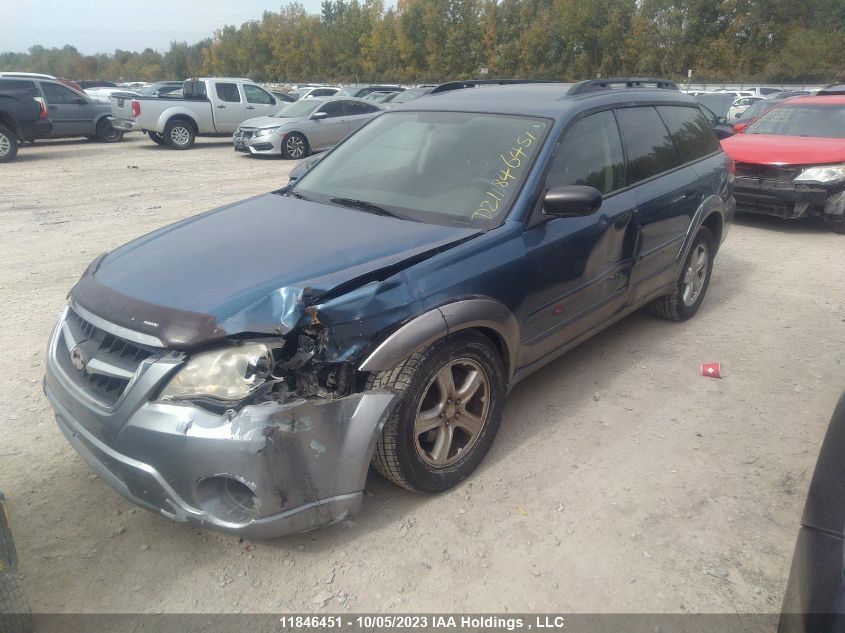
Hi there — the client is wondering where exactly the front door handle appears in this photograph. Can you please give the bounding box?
[246,106,255,110]
[216,105,226,109]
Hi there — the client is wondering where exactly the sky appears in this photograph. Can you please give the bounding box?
[0,1,326,55]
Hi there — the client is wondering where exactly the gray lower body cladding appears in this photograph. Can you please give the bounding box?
[43,313,398,538]
[733,177,845,220]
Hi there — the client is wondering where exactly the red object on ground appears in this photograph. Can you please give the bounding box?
[701,362,722,378]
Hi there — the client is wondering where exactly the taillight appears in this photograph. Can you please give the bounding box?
[131,100,141,117]
[35,96,47,118]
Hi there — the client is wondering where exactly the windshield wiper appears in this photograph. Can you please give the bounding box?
[329,197,402,219]
[288,190,311,201]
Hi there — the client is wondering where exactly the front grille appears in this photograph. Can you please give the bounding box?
[237,129,255,140]
[734,162,802,181]
[55,307,158,407]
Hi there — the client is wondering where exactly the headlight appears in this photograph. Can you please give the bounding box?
[255,127,281,138]
[794,164,845,184]
[159,341,281,402]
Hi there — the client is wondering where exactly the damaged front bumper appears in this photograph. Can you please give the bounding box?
[43,309,397,538]
[733,177,845,221]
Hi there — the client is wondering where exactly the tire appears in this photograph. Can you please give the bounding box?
[0,572,33,633]
[163,118,195,149]
[827,216,845,234]
[368,331,507,493]
[0,125,19,162]
[95,118,123,143]
[148,132,166,146]
[281,132,308,160]
[648,226,714,321]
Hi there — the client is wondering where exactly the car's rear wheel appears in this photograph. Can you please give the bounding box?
[164,119,195,149]
[368,331,506,493]
[148,132,166,146]
[281,132,308,160]
[0,125,19,162]
[0,572,32,633]
[648,226,714,321]
[827,215,845,234]
[95,118,123,143]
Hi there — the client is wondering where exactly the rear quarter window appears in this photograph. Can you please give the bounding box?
[656,105,720,163]
[615,106,678,184]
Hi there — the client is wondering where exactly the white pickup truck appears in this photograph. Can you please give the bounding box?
[111,78,284,149]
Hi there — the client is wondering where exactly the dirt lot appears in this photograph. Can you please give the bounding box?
[1,134,843,615]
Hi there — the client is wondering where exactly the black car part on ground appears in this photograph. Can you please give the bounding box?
[0,492,32,633]
[780,393,845,632]
[0,89,51,161]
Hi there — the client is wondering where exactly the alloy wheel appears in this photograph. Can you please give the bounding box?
[682,243,709,306]
[170,126,190,146]
[286,135,305,158]
[0,132,10,157]
[415,359,490,467]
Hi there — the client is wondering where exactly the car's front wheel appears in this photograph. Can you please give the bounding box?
[648,226,714,321]
[369,331,506,493]
[95,118,123,143]
[281,132,308,160]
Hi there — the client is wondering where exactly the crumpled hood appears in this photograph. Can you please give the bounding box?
[721,134,845,166]
[71,193,480,348]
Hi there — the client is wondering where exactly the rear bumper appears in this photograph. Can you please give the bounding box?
[734,177,845,219]
[111,118,139,132]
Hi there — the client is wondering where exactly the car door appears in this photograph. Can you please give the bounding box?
[519,109,638,367]
[243,84,279,118]
[615,106,704,297]
[343,100,379,136]
[307,100,349,150]
[39,81,95,136]
[211,82,245,132]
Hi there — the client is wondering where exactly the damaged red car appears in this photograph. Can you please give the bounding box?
[720,95,845,233]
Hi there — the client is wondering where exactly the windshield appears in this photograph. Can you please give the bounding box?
[746,103,845,137]
[274,99,321,118]
[737,100,775,121]
[293,111,550,227]
[392,87,431,103]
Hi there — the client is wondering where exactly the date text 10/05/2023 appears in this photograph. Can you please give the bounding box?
[278,615,567,630]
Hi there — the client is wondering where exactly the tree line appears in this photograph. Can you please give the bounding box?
[1,0,843,84]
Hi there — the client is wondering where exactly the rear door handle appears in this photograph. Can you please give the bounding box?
[669,189,697,204]
[246,106,255,110]
[216,105,226,109]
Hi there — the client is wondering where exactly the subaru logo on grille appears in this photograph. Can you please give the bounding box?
[70,345,88,371]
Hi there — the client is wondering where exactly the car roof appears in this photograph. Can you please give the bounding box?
[785,95,845,105]
[393,81,695,118]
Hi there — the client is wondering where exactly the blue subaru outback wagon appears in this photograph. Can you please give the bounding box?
[44,78,735,537]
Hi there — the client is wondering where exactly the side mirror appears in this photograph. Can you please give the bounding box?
[311,111,328,120]
[73,97,87,105]
[543,185,602,217]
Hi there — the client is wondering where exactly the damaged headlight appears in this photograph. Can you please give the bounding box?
[159,341,282,403]
[255,127,281,138]
[794,164,845,184]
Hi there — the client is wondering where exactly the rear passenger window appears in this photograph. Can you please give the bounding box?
[546,110,624,194]
[0,79,37,91]
[615,107,677,184]
[215,83,241,103]
[244,84,273,105]
[656,106,720,163]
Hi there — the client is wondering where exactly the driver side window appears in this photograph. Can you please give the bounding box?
[319,101,345,118]
[41,82,84,105]
[546,110,625,195]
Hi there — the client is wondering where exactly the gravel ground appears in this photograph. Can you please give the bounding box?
[0,134,843,615]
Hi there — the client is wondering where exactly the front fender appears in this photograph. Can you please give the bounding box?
[358,299,520,384]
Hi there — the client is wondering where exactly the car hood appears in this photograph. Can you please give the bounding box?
[721,134,845,166]
[240,115,305,129]
[70,193,480,349]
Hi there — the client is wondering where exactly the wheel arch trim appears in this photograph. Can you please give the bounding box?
[358,299,520,382]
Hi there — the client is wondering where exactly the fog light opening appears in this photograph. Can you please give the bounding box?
[195,476,258,525]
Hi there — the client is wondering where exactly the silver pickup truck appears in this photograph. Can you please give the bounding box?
[111,78,284,149]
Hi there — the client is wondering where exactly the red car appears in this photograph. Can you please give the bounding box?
[720,95,845,233]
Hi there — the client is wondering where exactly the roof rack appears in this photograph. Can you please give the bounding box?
[568,77,679,95]
[429,79,564,95]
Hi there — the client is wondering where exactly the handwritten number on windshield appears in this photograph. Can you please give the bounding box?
[472,131,537,220]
